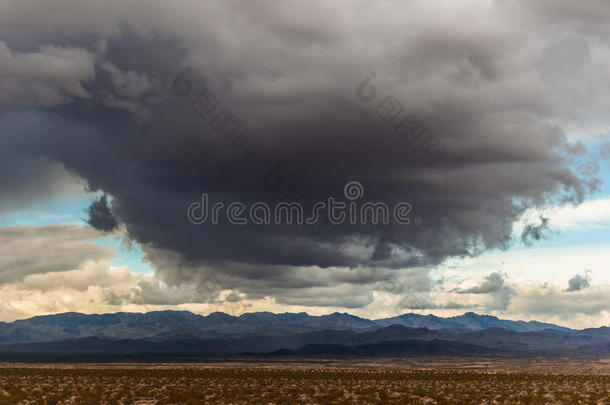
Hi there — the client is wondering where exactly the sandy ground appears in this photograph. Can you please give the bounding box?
[1,357,608,374]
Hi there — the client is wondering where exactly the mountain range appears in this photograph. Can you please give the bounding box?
[0,311,607,359]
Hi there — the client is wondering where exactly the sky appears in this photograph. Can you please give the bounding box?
[0,0,609,329]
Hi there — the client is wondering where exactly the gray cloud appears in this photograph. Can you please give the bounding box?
[565,272,591,292]
[101,62,151,99]
[0,225,113,284]
[457,272,516,311]
[0,1,605,308]
[521,216,553,246]
[396,293,473,311]
[519,0,610,33]
[458,272,507,294]
[0,41,95,107]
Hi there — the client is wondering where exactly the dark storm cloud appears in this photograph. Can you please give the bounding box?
[86,195,119,233]
[0,1,605,307]
[0,109,89,215]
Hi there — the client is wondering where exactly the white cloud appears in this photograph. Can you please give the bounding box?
[518,198,610,232]
[509,282,610,329]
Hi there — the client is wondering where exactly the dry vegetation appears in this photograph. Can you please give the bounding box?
[0,363,608,404]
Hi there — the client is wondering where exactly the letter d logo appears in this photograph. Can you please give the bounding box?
[187,194,209,224]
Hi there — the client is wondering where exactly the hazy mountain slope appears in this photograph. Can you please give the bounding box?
[374,312,574,333]
[0,310,588,349]
[1,322,609,358]
[0,311,376,345]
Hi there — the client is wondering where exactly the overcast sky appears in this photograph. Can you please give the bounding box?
[0,0,609,328]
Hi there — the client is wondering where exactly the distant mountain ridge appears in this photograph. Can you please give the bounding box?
[0,310,606,359]
[374,312,574,334]
[0,310,576,346]
[0,311,377,345]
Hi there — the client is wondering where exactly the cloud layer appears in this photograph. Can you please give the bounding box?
[0,0,609,315]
